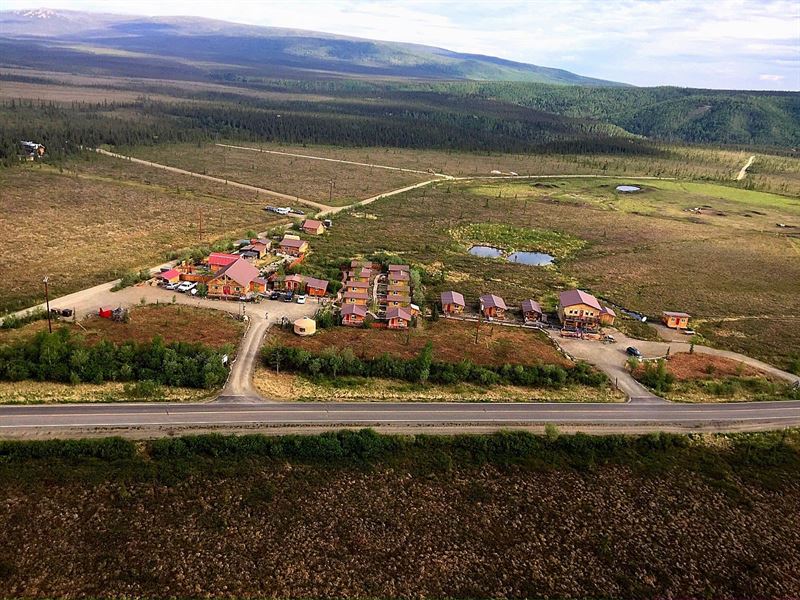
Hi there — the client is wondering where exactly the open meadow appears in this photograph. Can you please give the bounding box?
[0,159,284,313]
[300,177,800,369]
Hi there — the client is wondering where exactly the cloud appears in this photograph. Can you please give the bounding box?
[759,74,786,81]
[3,0,799,89]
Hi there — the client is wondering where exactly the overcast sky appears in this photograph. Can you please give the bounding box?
[5,0,800,89]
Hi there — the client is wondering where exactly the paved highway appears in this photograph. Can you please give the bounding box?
[2,399,799,433]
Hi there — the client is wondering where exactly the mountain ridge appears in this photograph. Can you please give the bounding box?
[0,8,627,86]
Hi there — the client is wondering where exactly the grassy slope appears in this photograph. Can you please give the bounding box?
[1,430,799,598]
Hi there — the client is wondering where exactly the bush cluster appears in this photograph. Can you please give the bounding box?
[0,308,47,330]
[111,269,152,292]
[0,437,135,461]
[0,329,229,389]
[637,359,675,393]
[263,343,607,388]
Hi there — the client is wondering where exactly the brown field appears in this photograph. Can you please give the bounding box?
[0,161,283,313]
[664,352,771,381]
[300,178,800,368]
[135,138,800,196]
[124,142,432,206]
[2,457,799,598]
[269,319,570,368]
[0,304,244,349]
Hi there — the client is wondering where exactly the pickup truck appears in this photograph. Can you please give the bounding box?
[177,281,196,293]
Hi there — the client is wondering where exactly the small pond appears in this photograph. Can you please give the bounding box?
[616,185,641,193]
[507,251,555,266]
[469,245,504,258]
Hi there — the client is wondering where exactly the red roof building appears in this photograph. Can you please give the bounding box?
[207,252,240,270]
[304,276,329,296]
[158,268,181,283]
[386,306,412,329]
[284,274,305,291]
[521,299,543,322]
[480,294,507,319]
[341,303,368,326]
[302,219,326,235]
[208,259,260,298]
[441,291,465,314]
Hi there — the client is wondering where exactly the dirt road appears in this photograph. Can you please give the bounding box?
[318,178,441,216]
[551,327,799,403]
[216,143,454,179]
[94,148,331,211]
[736,155,755,180]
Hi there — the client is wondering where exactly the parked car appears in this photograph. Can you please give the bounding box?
[296,294,307,304]
[164,282,180,290]
[682,328,696,336]
[177,281,196,293]
[602,334,617,344]
[283,291,294,302]
[269,291,282,300]
[239,294,256,302]
[626,346,642,358]
[291,208,305,215]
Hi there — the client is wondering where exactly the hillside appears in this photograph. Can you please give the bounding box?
[0,9,623,85]
[415,82,800,147]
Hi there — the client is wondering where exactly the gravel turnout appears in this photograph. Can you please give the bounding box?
[1,430,799,598]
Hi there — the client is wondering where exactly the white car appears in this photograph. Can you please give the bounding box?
[296,294,307,304]
[274,207,291,215]
[164,282,180,291]
[177,281,196,293]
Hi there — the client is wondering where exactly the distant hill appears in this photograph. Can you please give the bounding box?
[0,9,625,85]
[413,82,800,147]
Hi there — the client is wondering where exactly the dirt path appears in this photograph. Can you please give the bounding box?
[551,328,799,403]
[216,143,454,179]
[736,155,755,181]
[94,148,333,212]
[318,178,440,217]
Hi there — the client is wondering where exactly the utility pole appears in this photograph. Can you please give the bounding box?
[43,276,52,333]
[198,208,203,242]
[329,179,335,205]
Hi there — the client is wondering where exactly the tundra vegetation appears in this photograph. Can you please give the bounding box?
[299,178,800,370]
[0,429,799,598]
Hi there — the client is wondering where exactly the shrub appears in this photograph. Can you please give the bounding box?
[111,270,151,292]
[262,343,607,389]
[0,330,228,389]
[638,359,675,393]
[0,308,48,330]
